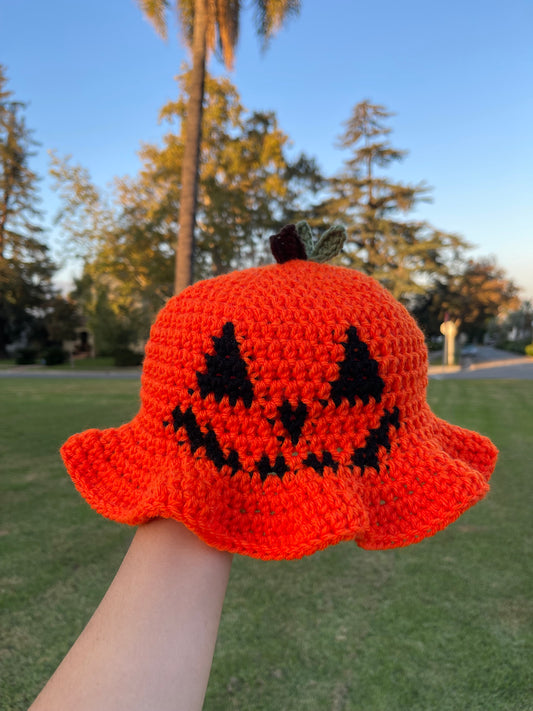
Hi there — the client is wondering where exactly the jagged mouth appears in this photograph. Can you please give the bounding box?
[167,403,400,481]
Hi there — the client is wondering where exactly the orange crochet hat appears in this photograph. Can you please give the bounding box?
[61,223,497,560]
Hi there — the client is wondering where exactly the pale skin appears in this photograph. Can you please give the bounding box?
[29,518,233,711]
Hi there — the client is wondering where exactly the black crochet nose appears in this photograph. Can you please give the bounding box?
[278,399,308,445]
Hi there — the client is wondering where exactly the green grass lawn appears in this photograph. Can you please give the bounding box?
[54,356,117,370]
[1,378,532,710]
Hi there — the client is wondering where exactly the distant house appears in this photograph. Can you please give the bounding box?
[64,327,95,359]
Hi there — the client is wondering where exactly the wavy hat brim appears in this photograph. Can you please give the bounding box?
[354,411,497,550]
[61,417,368,560]
[61,409,497,560]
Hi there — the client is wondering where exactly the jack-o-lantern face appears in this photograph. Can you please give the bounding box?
[166,321,400,482]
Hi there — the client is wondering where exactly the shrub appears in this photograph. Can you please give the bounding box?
[497,340,530,355]
[43,346,69,366]
[525,344,533,357]
[15,348,38,365]
[113,347,143,367]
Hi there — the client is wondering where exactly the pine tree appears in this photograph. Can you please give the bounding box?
[320,101,467,303]
[0,66,57,356]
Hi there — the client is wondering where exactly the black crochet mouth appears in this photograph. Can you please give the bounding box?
[164,320,400,481]
[168,403,400,481]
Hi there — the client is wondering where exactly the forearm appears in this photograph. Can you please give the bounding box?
[29,519,232,711]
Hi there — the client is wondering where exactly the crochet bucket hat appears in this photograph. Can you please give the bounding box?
[61,223,497,560]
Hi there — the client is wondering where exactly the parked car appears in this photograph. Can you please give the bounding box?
[462,344,478,357]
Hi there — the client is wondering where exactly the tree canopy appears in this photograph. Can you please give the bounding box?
[49,81,526,353]
[137,0,301,292]
[0,65,77,358]
[139,0,300,68]
[51,70,319,352]
[0,48,522,360]
[412,257,521,342]
[318,101,468,303]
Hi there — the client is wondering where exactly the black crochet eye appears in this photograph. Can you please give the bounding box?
[196,322,254,408]
[329,326,384,406]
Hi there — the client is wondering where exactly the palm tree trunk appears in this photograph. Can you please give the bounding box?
[174,0,209,293]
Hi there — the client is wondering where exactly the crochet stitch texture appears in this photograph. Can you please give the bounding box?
[61,230,497,560]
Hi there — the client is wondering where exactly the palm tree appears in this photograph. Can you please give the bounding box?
[137,0,301,293]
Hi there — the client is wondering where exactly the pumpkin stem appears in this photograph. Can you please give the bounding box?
[269,224,307,264]
[269,222,346,264]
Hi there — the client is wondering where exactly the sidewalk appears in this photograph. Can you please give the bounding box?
[429,355,533,380]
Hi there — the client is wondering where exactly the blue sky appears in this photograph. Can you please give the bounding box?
[2,0,532,299]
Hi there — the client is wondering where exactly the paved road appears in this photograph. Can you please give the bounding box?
[0,367,140,379]
[430,361,533,380]
[429,346,533,380]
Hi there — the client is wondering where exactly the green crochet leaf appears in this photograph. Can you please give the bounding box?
[309,225,346,263]
[295,221,315,257]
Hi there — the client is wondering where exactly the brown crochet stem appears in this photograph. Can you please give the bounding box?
[269,224,308,264]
